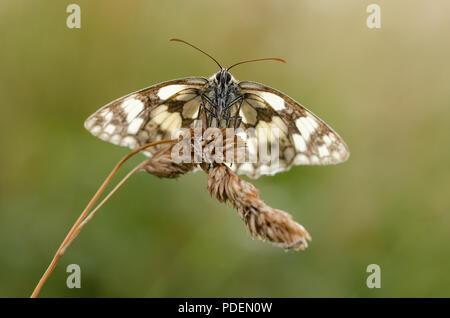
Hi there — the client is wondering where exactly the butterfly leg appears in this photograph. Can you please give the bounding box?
[222,113,242,129]
[233,98,244,129]
[200,100,209,128]
[201,95,218,128]
[223,96,244,129]
[224,95,245,111]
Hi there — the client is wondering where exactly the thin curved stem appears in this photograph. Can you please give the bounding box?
[62,161,147,254]
[30,139,176,298]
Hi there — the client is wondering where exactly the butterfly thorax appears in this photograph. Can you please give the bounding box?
[204,70,241,127]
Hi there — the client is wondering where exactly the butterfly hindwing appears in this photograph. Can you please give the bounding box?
[84,77,208,154]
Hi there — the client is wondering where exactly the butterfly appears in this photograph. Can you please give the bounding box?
[84,39,349,178]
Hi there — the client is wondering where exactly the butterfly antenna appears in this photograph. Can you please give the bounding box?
[170,38,223,70]
[227,57,286,71]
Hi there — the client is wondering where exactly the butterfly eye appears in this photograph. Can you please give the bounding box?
[226,73,231,82]
[215,73,221,81]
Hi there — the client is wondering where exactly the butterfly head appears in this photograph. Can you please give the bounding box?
[214,69,234,89]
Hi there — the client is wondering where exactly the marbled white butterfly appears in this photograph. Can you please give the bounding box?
[84,39,349,178]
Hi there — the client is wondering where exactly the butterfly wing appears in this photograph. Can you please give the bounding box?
[85,77,349,177]
[228,81,350,178]
[84,77,208,154]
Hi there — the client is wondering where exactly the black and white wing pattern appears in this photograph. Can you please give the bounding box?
[84,77,208,154]
[85,77,349,178]
[227,81,350,178]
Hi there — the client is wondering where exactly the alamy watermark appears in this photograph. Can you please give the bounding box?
[366,4,381,29]
[366,264,381,288]
[66,264,81,289]
[66,4,81,29]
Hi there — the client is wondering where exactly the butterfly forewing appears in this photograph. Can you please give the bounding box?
[84,77,208,154]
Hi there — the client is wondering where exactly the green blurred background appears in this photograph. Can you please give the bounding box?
[1,0,449,297]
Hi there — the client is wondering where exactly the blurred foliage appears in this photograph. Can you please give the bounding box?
[1,0,449,297]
